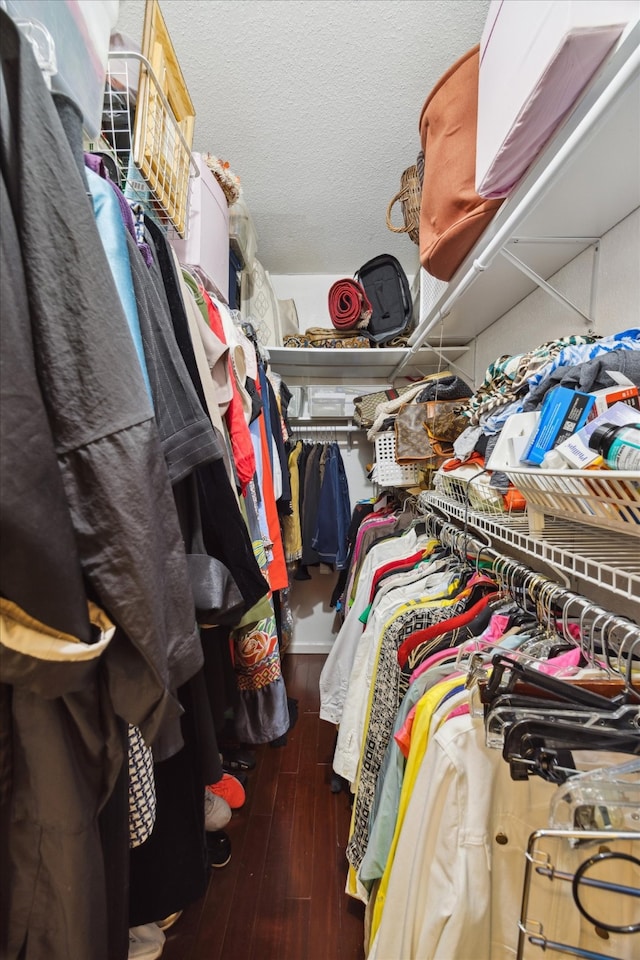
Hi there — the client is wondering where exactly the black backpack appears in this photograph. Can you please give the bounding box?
[355,254,413,345]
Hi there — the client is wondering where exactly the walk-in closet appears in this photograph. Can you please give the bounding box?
[1,1,639,959]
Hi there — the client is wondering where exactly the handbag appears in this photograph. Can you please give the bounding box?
[353,382,420,428]
[353,388,400,428]
[394,402,443,465]
[422,399,469,445]
[419,45,504,281]
[385,159,422,245]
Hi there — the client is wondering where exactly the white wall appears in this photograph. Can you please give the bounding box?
[459,208,640,385]
[271,273,416,336]
[271,275,343,332]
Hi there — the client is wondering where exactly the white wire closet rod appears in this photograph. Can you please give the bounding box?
[424,491,640,607]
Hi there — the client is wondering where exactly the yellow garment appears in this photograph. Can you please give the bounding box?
[345,585,465,900]
[282,441,303,563]
[369,675,464,940]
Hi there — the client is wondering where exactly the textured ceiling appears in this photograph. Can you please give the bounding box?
[116,0,491,275]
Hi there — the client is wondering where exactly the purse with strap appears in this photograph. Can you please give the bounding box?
[385,157,423,246]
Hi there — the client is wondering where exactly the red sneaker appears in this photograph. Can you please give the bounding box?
[207,772,246,810]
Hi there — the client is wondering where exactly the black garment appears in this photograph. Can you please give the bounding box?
[245,376,263,423]
[265,375,292,515]
[127,232,223,483]
[144,217,211,419]
[0,16,202,958]
[129,678,210,927]
[300,445,322,567]
[144,219,268,614]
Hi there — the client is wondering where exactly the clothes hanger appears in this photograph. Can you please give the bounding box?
[503,717,640,784]
[548,757,640,832]
[481,653,629,711]
[486,699,640,751]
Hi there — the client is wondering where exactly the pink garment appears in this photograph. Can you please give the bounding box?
[396,671,464,757]
[536,647,582,676]
[395,704,417,759]
[410,648,460,684]
[446,704,470,720]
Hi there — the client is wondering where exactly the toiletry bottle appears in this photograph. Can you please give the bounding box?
[588,422,640,470]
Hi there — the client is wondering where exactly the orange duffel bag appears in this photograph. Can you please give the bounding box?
[419,45,503,282]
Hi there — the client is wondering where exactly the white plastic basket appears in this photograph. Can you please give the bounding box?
[506,467,640,537]
[434,472,518,517]
[373,433,420,488]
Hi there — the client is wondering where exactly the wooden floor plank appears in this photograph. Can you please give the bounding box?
[217,812,272,958]
[248,773,297,960]
[250,737,283,817]
[308,763,341,960]
[286,712,318,899]
[159,655,367,959]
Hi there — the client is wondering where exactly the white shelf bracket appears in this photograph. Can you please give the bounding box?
[500,237,601,329]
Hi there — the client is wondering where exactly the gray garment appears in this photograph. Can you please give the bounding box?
[523,349,640,411]
[127,232,223,483]
[0,15,203,959]
[453,424,483,460]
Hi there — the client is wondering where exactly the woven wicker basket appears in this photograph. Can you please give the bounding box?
[386,164,421,245]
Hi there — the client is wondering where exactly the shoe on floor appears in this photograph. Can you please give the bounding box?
[207,829,232,868]
[128,923,165,959]
[204,789,232,832]
[207,772,245,809]
[220,747,256,771]
[221,765,248,789]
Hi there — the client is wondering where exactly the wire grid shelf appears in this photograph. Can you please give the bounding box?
[372,433,420,488]
[419,489,640,607]
[100,52,198,237]
[434,471,521,518]
[506,467,640,539]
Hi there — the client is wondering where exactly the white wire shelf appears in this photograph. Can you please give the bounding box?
[99,51,198,237]
[422,490,640,609]
[267,345,469,381]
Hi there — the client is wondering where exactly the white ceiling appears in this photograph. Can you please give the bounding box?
[116,0,491,275]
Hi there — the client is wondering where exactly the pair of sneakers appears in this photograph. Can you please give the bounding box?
[203,771,245,832]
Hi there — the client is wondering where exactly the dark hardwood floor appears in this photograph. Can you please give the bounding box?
[161,654,365,960]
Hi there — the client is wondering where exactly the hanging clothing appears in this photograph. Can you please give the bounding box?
[0,17,205,958]
[312,443,351,569]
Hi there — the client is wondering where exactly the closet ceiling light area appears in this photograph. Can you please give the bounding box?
[115,0,490,277]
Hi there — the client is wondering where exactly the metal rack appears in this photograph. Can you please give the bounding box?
[417,499,640,685]
[98,51,199,237]
[517,829,640,960]
[421,485,640,616]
